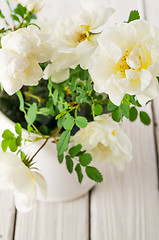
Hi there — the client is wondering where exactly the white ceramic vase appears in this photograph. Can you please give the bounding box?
[0,112,103,202]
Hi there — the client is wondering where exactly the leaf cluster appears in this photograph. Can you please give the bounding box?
[107,94,151,125]
[58,144,103,183]
[1,123,22,152]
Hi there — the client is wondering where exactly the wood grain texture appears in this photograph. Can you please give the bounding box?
[0,191,15,240]
[14,195,89,240]
[91,106,159,240]
[0,1,159,240]
[90,0,159,239]
[144,0,159,177]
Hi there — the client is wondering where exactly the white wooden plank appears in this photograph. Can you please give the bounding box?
[144,0,159,172]
[14,194,89,240]
[91,106,159,240]
[0,191,16,240]
[144,0,159,27]
[90,0,159,239]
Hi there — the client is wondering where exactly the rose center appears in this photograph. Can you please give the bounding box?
[117,51,130,74]
[71,24,90,44]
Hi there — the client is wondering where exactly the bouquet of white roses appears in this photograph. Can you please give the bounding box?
[0,0,158,212]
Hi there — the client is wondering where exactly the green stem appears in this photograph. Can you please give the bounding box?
[17,11,30,29]
[23,91,44,103]
[29,138,49,162]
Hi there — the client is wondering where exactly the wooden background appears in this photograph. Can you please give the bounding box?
[0,0,159,239]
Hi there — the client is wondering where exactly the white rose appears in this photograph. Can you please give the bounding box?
[89,20,159,106]
[14,0,43,12]
[73,114,132,171]
[44,1,114,83]
[0,152,47,212]
[0,26,52,95]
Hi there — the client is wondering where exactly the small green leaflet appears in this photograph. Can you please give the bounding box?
[140,111,151,125]
[76,116,88,128]
[16,91,24,111]
[79,153,92,167]
[15,123,22,136]
[58,154,64,164]
[0,10,5,19]
[25,102,37,126]
[1,139,8,152]
[66,155,74,173]
[121,104,130,119]
[63,116,74,130]
[2,129,14,139]
[14,4,26,18]
[94,104,103,115]
[86,166,103,183]
[129,107,138,121]
[112,107,122,122]
[11,14,20,22]
[56,130,70,155]
[128,10,140,23]
[75,164,83,183]
[9,138,18,152]
[107,101,118,111]
[69,144,82,158]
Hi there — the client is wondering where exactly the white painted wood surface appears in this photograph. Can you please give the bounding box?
[0,0,159,239]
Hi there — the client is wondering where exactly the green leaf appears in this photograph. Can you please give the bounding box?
[58,154,64,164]
[56,130,70,155]
[1,139,9,152]
[112,107,122,122]
[20,151,26,160]
[26,102,37,125]
[63,116,75,130]
[16,91,24,111]
[11,14,20,22]
[79,68,89,81]
[14,4,26,18]
[128,10,140,23]
[85,79,92,92]
[52,89,58,105]
[2,129,14,139]
[57,113,71,128]
[57,116,65,128]
[85,166,103,183]
[76,116,88,128]
[107,101,118,111]
[140,111,151,125]
[75,163,83,183]
[39,125,49,135]
[69,144,82,158]
[94,104,103,115]
[38,108,50,116]
[25,13,37,23]
[121,94,131,105]
[66,155,74,173]
[9,138,18,152]
[0,10,5,19]
[76,89,88,103]
[16,136,22,146]
[15,123,22,136]
[121,104,130,119]
[129,95,141,107]
[79,153,92,167]
[129,107,138,121]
